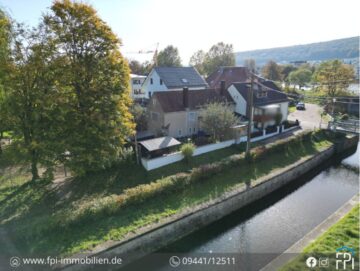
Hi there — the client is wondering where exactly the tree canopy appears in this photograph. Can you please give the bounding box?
[156,45,182,67]
[1,1,135,179]
[199,102,239,142]
[313,60,355,96]
[128,59,152,75]
[43,0,135,175]
[261,60,282,81]
[189,42,235,76]
[288,68,312,89]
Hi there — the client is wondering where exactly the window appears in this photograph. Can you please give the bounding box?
[150,78,153,84]
[256,91,267,98]
[149,92,152,98]
[193,127,196,133]
[160,79,163,85]
[151,112,159,121]
[181,78,188,83]
[178,130,182,136]
[188,112,196,121]
[133,79,141,85]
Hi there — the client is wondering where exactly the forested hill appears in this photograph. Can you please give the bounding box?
[236,37,359,66]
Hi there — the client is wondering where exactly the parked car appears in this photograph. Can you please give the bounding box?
[296,102,306,110]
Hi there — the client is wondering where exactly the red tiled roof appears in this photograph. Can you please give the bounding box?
[153,89,234,113]
[206,67,250,89]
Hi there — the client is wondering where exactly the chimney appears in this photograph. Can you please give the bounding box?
[183,87,189,108]
[220,80,226,96]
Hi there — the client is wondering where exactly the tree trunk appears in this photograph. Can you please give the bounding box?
[31,150,39,181]
[0,131,3,155]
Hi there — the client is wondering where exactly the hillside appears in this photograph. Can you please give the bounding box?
[236,37,359,66]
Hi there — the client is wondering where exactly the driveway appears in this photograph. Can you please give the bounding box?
[288,103,325,130]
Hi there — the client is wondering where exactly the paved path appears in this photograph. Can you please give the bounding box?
[261,194,359,271]
[288,103,326,130]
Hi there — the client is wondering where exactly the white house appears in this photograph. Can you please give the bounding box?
[130,74,147,100]
[227,82,289,129]
[141,67,208,99]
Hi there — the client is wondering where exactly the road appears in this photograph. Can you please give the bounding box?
[288,103,325,130]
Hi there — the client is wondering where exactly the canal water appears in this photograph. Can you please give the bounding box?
[123,145,359,271]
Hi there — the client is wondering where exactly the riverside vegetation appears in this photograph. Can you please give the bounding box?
[0,130,334,256]
[281,204,359,271]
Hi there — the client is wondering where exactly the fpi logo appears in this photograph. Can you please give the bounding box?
[336,246,355,270]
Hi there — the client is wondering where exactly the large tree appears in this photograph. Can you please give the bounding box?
[128,59,152,75]
[313,60,355,96]
[0,9,12,153]
[189,50,206,75]
[288,68,312,89]
[44,0,134,175]
[261,60,282,81]
[5,21,61,179]
[280,64,297,83]
[199,102,239,141]
[156,45,181,67]
[203,42,235,76]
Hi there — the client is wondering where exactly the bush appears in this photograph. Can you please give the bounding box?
[341,114,349,120]
[251,130,263,138]
[181,143,195,163]
[266,125,278,134]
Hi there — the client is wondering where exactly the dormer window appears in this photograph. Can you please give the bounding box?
[181,78,188,83]
[256,91,267,98]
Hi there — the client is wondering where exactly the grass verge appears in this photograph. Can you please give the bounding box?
[280,204,359,271]
[0,130,333,256]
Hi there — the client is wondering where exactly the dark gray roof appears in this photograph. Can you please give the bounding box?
[154,67,208,89]
[232,82,289,106]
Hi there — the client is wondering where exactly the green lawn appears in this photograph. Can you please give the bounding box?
[289,105,296,113]
[281,204,359,271]
[0,132,333,256]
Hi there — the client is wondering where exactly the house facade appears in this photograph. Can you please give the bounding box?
[227,82,289,129]
[141,67,208,99]
[130,74,147,100]
[147,87,234,138]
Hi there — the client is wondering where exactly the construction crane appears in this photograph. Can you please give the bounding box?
[126,43,159,66]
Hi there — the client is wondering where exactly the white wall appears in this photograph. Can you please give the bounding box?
[141,70,168,99]
[130,75,147,99]
[227,85,247,115]
[279,102,289,121]
[141,130,283,171]
[142,69,207,99]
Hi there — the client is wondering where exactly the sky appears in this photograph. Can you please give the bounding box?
[1,0,359,65]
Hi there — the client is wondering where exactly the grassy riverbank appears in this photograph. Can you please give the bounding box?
[0,131,334,256]
[281,204,359,271]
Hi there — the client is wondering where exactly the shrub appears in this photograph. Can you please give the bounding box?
[341,114,349,120]
[181,143,195,163]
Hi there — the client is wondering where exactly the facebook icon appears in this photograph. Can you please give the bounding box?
[306,257,317,268]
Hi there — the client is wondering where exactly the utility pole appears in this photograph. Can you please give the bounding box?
[246,71,254,158]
